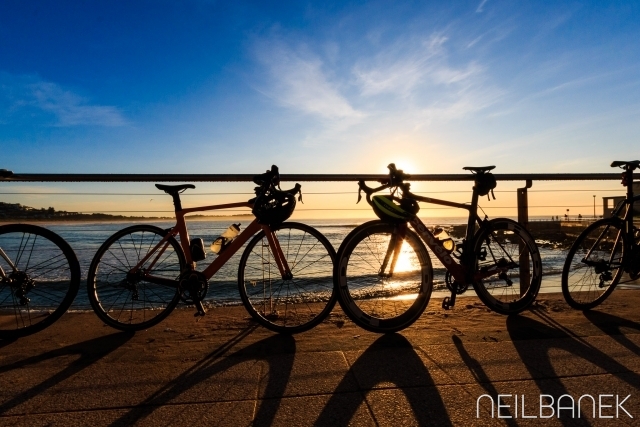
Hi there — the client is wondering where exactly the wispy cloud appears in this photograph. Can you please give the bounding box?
[476,0,489,13]
[252,40,363,121]
[0,73,126,127]
[353,34,451,97]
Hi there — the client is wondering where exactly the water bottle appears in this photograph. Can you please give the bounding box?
[210,224,241,254]
[433,227,455,253]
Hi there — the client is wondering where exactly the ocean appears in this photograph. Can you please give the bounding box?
[29,217,574,311]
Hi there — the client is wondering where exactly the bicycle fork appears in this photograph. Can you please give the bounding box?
[379,223,407,278]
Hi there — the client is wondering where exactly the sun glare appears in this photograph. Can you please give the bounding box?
[393,242,419,273]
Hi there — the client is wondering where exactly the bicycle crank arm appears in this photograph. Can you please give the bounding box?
[194,300,207,317]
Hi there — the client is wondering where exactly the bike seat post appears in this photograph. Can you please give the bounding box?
[625,166,635,234]
[171,193,183,212]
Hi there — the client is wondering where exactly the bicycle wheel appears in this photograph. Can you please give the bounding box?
[472,218,542,315]
[561,218,625,310]
[87,225,186,331]
[0,224,80,339]
[335,220,432,333]
[238,222,337,333]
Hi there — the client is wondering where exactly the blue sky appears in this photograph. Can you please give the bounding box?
[1,1,639,218]
[2,0,639,174]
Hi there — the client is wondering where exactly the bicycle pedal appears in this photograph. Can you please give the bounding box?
[194,301,207,317]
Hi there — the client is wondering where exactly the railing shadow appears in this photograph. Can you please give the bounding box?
[583,310,640,356]
[0,331,134,415]
[507,311,640,426]
[109,326,294,427]
[315,334,450,426]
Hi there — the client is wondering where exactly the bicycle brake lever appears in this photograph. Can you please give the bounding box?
[357,187,363,204]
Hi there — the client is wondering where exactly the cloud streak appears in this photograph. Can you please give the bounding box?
[253,40,363,121]
[1,73,126,127]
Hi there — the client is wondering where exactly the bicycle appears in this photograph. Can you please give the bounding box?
[86,165,336,333]
[561,160,640,310]
[0,224,81,339]
[334,164,542,333]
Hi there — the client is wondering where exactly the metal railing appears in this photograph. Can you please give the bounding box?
[0,169,623,227]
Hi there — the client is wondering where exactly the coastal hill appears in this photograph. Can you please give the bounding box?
[0,202,251,222]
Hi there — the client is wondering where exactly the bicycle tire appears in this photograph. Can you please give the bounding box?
[335,220,432,333]
[472,218,542,315]
[87,225,186,331]
[0,224,80,339]
[238,222,337,334]
[561,218,625,310]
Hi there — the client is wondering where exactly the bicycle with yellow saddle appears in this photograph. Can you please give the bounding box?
[334,164,542,333]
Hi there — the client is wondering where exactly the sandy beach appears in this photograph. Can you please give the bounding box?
[1,290,639,426]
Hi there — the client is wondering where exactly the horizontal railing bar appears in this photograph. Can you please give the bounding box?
[0,172,623,182]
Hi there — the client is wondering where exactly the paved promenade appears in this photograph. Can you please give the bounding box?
[1,291,639,426]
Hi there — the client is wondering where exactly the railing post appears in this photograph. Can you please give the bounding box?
[517,179,532,296]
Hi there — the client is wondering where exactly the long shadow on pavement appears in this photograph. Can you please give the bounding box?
[507,311,640,426]
[452,335,519,425]
[316,334,450,426]
[583,310,640,356]
[0,331,134,415]
[109,327,295,427]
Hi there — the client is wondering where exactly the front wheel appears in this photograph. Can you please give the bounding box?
[87,225,186,331]
[561,218,625,310]
[472,218,542,315]
[238,222,337,334]
[335,220,433,333]
[0,224,80,339]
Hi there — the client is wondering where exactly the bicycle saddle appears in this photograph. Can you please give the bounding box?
[463,166,495,173]
[611,160,640,169]
[155,183,196,194]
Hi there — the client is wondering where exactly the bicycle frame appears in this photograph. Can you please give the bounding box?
[403,190,486,283]
[605,168,640,272]
[127,200,291,286]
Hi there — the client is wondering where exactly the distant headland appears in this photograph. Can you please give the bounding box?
[0,202,252,223]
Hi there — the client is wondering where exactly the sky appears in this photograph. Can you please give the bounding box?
[1,1,639,219]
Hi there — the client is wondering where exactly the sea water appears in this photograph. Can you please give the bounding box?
[35,217,580,311]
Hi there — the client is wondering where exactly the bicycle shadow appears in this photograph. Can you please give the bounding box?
[451,335,519,426]
[583,310,640,356]
[507,311,640,426]
[0,331,134,415]
[315,334,450,426]
[0,337,17,348]
[108,328,295,427]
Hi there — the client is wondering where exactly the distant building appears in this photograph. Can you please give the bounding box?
[603,181,640,217]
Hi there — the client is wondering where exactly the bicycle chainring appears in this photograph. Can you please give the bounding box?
[445,271,468,294]
[179,270,209,304]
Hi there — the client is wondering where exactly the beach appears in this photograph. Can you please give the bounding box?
[1,290,639,425]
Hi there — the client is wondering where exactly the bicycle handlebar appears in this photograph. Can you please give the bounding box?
[251,165,302,203]
[356,163,411,205]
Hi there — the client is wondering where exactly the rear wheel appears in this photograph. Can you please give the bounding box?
[335,220,432,333]
[238,222,337,334]
[561,218,625,310]
[0,224,80,339]
[472,218,542,315]
[87,225,185,331]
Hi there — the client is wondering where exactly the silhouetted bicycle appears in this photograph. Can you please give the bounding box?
[0,224,80,339]
[562,160,640,309]
[334,164,542,333]
[87,165,336,333]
